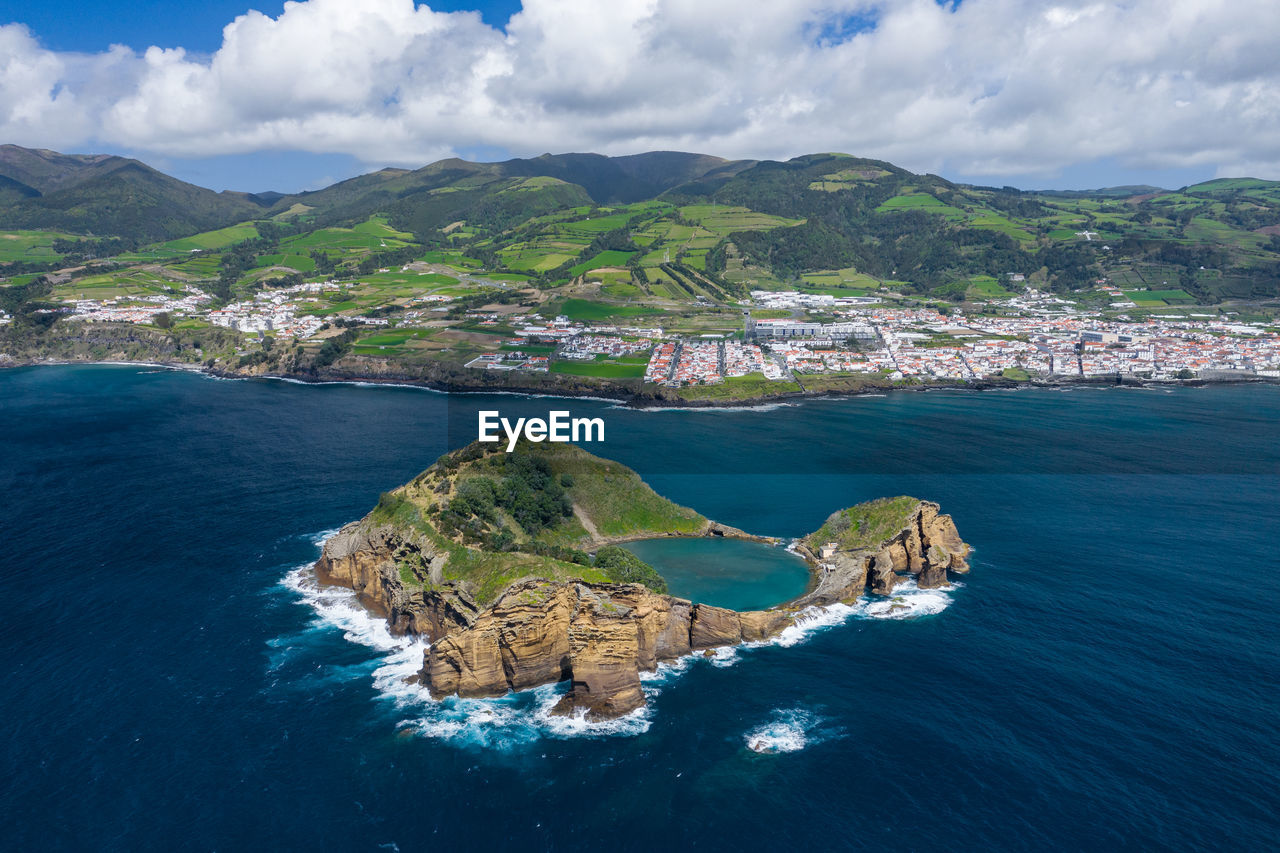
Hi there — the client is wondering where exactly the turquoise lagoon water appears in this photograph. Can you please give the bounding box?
[621,536,810,611]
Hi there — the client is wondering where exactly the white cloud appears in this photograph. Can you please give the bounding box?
[2,0,1280,178]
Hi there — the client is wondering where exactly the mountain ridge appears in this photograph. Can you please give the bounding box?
[3,143,1279,303]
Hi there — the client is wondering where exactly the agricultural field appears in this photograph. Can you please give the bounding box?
[351,216,414,241]
[504,250,578,272]
[600,283,643,300]
[799,267,879,292]
[1107,264,1187,288]
[876,192,967,220]
[807,166,891,191]
[251,253,316,274]
[678,205,801,234]
[50,267,183,301]
[0,230,75,263]
[569,250,635,276]
[560,211,632,234]
[418,250,483,268]
[351,328,437,354]
[676,373,802,401]
[357,270,459,289]
[555,298,664,323]
[282,226,410,253]
[1122,289,1196,306]
[153,222,260,253]
[167,256,223,277]
[550,359,646,378]
[1184,217,1268,250]
[965,276,1017,301]
[966,212,1035,242]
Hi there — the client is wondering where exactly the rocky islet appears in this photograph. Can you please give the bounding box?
[314,443,971,720]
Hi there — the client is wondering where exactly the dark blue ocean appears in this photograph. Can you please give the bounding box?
[2,365,1278,851]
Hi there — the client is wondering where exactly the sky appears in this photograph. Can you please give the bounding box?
[1,0,1277,194]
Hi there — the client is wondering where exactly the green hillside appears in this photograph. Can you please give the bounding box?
[806,496,922,552]
[360,441,705,602]
[0,154,263,242]
[3,145,1280,320]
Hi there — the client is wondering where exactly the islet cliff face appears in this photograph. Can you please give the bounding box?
[314,499,970,721]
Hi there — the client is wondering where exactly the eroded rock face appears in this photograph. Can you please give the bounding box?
[314,520,480,641]
[422,580,797,721]
[796,501,971,606]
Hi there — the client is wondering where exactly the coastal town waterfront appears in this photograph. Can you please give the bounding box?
[36,274,1280,392]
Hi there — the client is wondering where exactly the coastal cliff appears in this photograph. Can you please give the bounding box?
[795,497,970,605]
[422,580,793,719]
[313,441,971,720]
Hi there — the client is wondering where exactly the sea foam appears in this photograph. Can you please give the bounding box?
[744,707,838,754]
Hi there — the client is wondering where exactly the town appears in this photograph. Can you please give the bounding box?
[47,273,1280,387]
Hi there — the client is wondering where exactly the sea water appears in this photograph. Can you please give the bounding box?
[1,364,1278,850]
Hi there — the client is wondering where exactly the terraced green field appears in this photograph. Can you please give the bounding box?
[417,250,482,268]
[505,251,577,272]
[168,256,223,277]
[355,328,435,348]
[799,268,879,291]
[966,213,1035,242]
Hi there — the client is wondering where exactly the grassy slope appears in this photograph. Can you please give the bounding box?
[367,490,611,603]
[804,496,922,552]
[531,442,706,538]
[362,441,706,603]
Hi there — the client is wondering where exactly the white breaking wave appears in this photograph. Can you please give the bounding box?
[282,564,402,653]
[852,578,958,620]
[706,646,742,668]
[768,603,861,648]
[761,577,958,651]
[744,707,834,754]
[308,528,341,547]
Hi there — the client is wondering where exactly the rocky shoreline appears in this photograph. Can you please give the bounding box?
[313,495,971,721]
[3,349,1271,410]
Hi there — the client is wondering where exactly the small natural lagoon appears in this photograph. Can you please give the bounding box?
[621,537,811,611]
